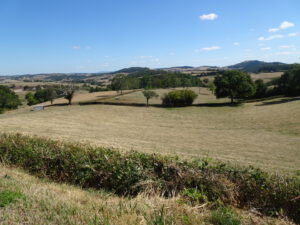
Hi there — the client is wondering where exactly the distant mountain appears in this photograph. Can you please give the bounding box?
[228,60,291,73]
[112,67,150,74]
[169,66,194,69]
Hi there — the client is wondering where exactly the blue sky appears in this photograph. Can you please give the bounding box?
[0,0,299,75]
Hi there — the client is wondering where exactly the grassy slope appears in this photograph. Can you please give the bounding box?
[1,89,299,173]
[0,165,295,225]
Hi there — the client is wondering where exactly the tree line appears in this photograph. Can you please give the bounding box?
[25,85,78,106]
[109,71,203,94]
[1,65,299,112]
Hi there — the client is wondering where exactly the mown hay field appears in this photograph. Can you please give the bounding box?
[1,88,299,174]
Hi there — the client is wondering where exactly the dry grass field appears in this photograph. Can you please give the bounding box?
[1,88,299,174]
[250,72,284,82]
[96,87,227,105]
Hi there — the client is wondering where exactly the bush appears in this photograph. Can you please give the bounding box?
[0,134,299,223]
[0,85,21,110]
[162,89,197,107]
[209,207,241,225]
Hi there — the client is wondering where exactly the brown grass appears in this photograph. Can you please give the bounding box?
[1,88,299,174]
[250,72,283,82]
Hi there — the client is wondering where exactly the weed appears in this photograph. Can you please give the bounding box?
[209,207,241,225]
[0,190,25,207]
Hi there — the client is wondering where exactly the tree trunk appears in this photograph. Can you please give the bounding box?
[69,99,72,105]
[51,99,53,105]
[231,96,234,104]
[146,98,149,107]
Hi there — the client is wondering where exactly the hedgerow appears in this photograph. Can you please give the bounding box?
[0,133,299,223]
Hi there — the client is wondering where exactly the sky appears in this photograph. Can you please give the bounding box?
[0,0,299,75]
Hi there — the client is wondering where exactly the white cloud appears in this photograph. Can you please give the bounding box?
[258,34,284,41]
[288,32,298,37]
[260,47,271,51]
[137,56,153,59]
[268,28,279,32]
[233,42,240,46]
[279,45,295,49]
[279,21,295,29]
[199,13,218,21]
[268,21,295,33]
[72,46,81,50]
[201,46,221,51]
[273,51,299,56]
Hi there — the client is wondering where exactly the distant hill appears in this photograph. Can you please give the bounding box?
[169,66,194,69]
[228,60,292,73]
[112,67,151,74]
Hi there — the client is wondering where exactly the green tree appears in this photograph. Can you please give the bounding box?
[207,81,216,94]
[214,70,256,103]
[64,86,76,105]
[111,74,126,95]
[253,79,267,98]
[45,87,57,104]
[25,92,38,106]
[0,85,21,111]
[274,64,300,96]
[142,90,158,107]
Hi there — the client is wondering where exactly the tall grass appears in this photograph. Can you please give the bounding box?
[0,133,299,223]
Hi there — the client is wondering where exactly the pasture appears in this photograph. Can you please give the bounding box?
[1,87,299,174]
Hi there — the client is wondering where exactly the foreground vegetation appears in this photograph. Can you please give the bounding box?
[1,165,295,225]
[0,134,299,223]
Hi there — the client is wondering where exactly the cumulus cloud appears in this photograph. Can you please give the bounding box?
[279,21,295,29]
[258,34,284,41]
[268,21,295,32]
[201,46,221,51]
[199,13,218,20]
[288,32,298,37]
[260,47,271,51]
[233,42,240,46]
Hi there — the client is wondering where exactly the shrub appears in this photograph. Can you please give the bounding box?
[0,134,299,223]
[182,188,208,206]
[162,89,197,107]
[0,85,21,110]
[209,207,241,225]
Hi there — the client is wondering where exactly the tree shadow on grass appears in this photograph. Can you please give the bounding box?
[45,103,70,107]
[255,96,300,106]
[79,101,241,108]
[194,102,241,107]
